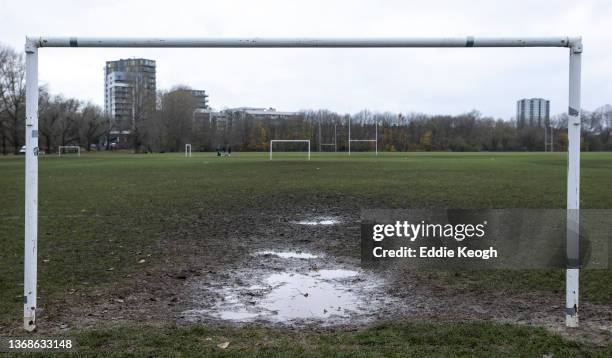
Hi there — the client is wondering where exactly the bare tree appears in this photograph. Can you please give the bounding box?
[0,45,26,154]
[129,77,156,153]
[78,103,107,150]
[158,86,198,151]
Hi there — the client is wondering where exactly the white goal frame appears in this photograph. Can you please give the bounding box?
[185,143,192,157]
[318,122,337,152]
[23,36,582,331]
[269,139,311,160]
[348,117,378,156]
[57,145,81,157]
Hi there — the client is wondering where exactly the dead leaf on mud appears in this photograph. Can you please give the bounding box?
[217,342,230,349]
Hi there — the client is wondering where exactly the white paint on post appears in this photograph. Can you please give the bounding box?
[34,36,572,48]
[376,121,378,156]
[24,40,38,332]
[334,124,337,152]
[348,116,351,156]
[566,39,582,328]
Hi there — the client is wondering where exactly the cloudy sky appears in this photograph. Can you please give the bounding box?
[1,0,610,118]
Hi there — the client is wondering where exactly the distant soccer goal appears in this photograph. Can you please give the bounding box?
[185,144,192,157]
[269,140,311,160]
[57,146,80,157]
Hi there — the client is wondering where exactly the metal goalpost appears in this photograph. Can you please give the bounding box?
[269,139,311,160]
[23,36,582,331]
[57,145,81,157]
[544,126,554,152]
[318,121,337,152]
[348,116,378,156]
[185,143,192,157]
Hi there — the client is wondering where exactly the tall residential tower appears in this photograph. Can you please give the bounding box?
[516,98,550,128]
[104,58,157,122]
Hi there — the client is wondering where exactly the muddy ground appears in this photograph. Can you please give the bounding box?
[28,203,612,345]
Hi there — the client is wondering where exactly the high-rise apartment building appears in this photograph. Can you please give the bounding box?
[516,98,550,128]
[104,58,156,122]
[189,89,209,110]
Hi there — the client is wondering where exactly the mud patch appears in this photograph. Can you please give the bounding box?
[183,250,389,325]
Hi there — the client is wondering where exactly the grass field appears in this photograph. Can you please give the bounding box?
[1,151,611,356]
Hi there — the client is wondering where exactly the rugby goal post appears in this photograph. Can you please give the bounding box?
[57,145,81,156]
[185,143,192,157]
[348,117,378,156]
[318,122,338,152]
[24,36,582,331]
[269,139,311,160]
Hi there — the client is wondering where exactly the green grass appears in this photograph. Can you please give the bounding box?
[58,321,610,357]
[7,322,611,357]
[1,151,611,354]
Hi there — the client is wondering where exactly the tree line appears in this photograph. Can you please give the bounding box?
[2,43,611,154]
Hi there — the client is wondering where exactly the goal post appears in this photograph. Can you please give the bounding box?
[318,122,338,152]
[57,145,81,156]
[23,36,583,331]
[348,118,378,156]
[269,140,311,160]
[185,144,192,157]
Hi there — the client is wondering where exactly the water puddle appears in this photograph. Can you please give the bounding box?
[184,250,386,325]
[255,250,318,259]
[292,216,341,226]
[260,270,362,321]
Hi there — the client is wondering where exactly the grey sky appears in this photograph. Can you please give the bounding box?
[1,0,610,118]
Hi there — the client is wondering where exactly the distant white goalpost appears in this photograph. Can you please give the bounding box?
[57,146,80,157]
[544,127,554,152]
[348,118,378,156]
[318,122,337,152]
[269,140,311,160]
[185,144,192,157]
[23,36,583,332]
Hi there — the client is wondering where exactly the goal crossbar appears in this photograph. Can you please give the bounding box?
[23,36,583,331]
[269,140,311,160]
[348,119,378,156]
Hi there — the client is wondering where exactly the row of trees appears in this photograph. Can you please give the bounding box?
[189,109,612,153]
[2,43,612,154]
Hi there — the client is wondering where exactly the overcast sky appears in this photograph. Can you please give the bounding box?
[1,0,611,119]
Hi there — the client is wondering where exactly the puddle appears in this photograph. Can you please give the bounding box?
[260,270,361,321]
[292,217,341,226]
[255,250,318,259]
[183,250,388,325]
